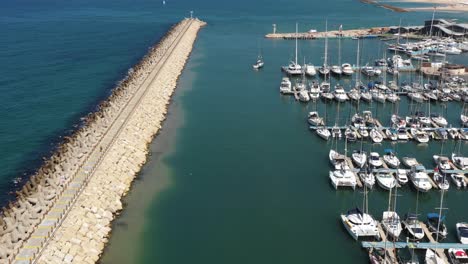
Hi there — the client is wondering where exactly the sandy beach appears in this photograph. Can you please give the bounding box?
[388,0,468,12]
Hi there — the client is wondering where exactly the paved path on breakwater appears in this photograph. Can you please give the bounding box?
[11,18,205,264]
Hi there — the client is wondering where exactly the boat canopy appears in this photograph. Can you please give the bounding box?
[427,213,446,221]
[459,227,468,237]
[405,213,418,221]
[384,149,395,154]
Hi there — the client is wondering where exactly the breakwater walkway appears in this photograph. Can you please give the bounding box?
[0,18,205,264]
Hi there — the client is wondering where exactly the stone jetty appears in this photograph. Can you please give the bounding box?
[0,18,206,264]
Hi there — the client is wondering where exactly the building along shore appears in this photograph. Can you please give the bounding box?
[0,18,205,264]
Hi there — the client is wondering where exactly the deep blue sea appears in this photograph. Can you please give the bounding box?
[1,0,468,263]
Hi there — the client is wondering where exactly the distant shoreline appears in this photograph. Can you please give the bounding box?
[362,0,468,12]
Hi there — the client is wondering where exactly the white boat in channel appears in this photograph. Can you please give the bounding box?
[316,127,331,141]
[383,149,400,168]
[342,63,354,75]
[451,173,467,188]
[329,169,357,190]
[308,111,324,126]
[409,165,432,192]
[341,207,380,240]
[452,153,468,170]
[368,152,383,168]
[352,150,367,168]
[298,90,310,102]
[402,213,425,240]
[396,169,408,185]
[432,172,450,190]
[375,172,397,190]
[369,128,383,143]
[410,128,429,143]
[425,249,445,264]
[305,64,316,76]
[280,77,292,94]
[456,222,468,244]
[381,211,402,239]
[358,170,375,189]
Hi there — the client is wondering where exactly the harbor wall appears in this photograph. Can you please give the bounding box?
[0,18,205,264]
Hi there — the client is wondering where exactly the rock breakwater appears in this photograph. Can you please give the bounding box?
[0,18,205,264]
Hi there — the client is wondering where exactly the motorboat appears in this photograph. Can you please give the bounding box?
[320,81,331,93]
[423,91,438,101]
[462,114,468,127]
[298,90,310,102]
[385,129,398,141]
[459,129,468,140]
[331,126,342,139]
[425,249,445,264]
[347,88,361,101]
[329,169,357,189]
[294,80,306,91]
[383,149,400,168]
[358,169,375,189]
[304,64,316,76]
[452,153,468,170]
[409,165,432,192]
[341,207,380,240]
[308,111,324,126]
[345,128,357,142]
[426,213,448,239]
[359,127,369,138]
[451,173,467,188]
[418,115,432,127]
[375,58,387,67]
[316,127,331,140]
[402,213,425,240]
[252,56,264,69]
[434,128,448,140]
[280,77,292,94]
[351,113,366,128]
[432,172,450,190]
[375,172,397,190]
[329,149,346,168]
[318,65,330,76]
[333,85,348,102]
[448,128,460,140]
[408,92,425,103]
[284,61,302,75]
[391,114,406,129]
[387,67,399,75]
[456,222,468,244]
[331,65,342,75]
[402,157,419,168]
[410,128,429,143]
[371,90,386,103]
[386,92,399,103]
[321,92,334,101]
[363,111,375,126]
[369,128,383,143]
[397,128,409,140]
[309,82,321,100]
[381,211,402,239]
[352,150,367,168]
[433,155,451,172]
[360,90,372,102]
[368,152,382,167]
[361,66,379,77]
[395,169,408,185]
[447,248,468,264]
[406,116,421,128]
[430,113,448,127]
[341,63,354,75]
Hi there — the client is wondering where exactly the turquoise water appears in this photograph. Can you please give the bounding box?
[1,0,467,263]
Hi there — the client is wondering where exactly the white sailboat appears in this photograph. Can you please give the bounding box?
[283,23,302,75]
[381,188,403,240]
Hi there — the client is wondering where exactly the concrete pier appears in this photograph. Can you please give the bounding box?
[0,18,206,264]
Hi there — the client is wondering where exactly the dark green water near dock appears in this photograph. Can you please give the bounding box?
[100,2,468,263]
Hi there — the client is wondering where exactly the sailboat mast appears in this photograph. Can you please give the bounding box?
[295,23,298,65]
[356,39,360,87]
[435,189,445,242]
[324,20,328,67]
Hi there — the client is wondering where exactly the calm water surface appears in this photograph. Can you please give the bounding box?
[1,0,467,263]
